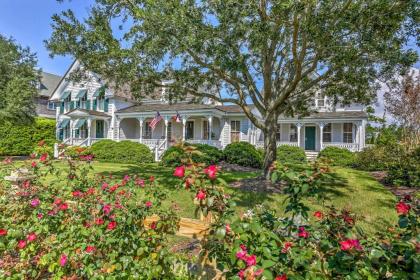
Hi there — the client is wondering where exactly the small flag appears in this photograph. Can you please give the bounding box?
[172,111,181,123]
[149,112,162,130]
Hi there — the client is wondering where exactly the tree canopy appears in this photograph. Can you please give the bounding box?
[47,0,419,174]
[0,35,39,125]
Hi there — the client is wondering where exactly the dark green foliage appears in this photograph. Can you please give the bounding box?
[0,35,39,124]
[318,146,356,167]
[160,143,223,167]
[386,147,420,188]
[354,145,401,171]
[223,142,262,168]
[91,140,153,164]
[277,145,307,164]
[0,118,56,156]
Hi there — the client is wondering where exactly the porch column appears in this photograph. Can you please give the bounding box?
[55,121,60,140]
[296,122,303,148]
[318,122,326,151]
[164,117,169,148]
[355,121,362,151]
[70,119,74,145]
[182,117,187,141]
[87,118,92,146]
[207,116,213,140]
[116,118,121,142]
[137,117,144,143]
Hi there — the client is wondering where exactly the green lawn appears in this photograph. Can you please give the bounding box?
[3,161,398,235]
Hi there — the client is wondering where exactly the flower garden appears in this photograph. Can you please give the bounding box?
[0,142,418,279]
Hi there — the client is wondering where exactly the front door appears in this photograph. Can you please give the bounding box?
[96,120,104,138]
[305,127,316,150]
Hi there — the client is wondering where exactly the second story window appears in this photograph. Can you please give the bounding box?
[47,102,56,110]
[316,94,325,107]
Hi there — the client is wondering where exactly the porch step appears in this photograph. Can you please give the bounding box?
[305,151,319,161]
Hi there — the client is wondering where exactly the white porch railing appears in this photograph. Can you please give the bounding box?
[187,140,222,148]
[140,139,161,149]
[255,141,299,148]
[322,143,359,152]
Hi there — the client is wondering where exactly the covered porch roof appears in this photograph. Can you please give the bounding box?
[64,108,111,119]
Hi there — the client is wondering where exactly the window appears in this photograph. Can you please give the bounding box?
[230,120,240,142]
[203,120,209,139]
[276,124,281,141]
[322,123,332,143]
[186,121,194,140]
[47,102,56,110]
[144,122,152,139]
[343,123,353,143]
[316,94,325,107]
[289,124,298,142]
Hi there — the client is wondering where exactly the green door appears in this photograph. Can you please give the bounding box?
[305,127,316,150]
[96,120,104,138]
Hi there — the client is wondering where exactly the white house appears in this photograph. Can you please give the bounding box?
[50,61,367,159]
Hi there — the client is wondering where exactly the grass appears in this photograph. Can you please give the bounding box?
[2,160,398,235]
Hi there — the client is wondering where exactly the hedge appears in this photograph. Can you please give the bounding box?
[0,118,56,156]
[223,141,262,168]
[160,143,223,167]
[276,145,307,164]
[90,140,154,164]
[318,146,356,166]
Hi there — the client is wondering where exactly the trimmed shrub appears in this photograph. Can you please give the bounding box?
[160,143,223,167]
[277,145,307,164]
[223,141,262,168]
[354,144,401,171]
[318,146,356,167]
[0,118,56,156]
[385,147,420,187]
[91,140,153,164]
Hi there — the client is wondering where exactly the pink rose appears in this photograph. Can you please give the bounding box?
[245,254,256,266]
[85,246,95,253]
[30,198,40,207]
[396,201,411,215]
[59,254,67,267]
[196,190,206,200]
[173,166,185,178]
[145,201,152,208]
[298,227,309,238]
[236,249,247,260]
[17,240,26,249]
[204,165,218,180]
[27,233,37,242]
[103,204,112,215]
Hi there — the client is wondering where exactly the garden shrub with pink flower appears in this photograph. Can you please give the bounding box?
[0,146,184,279]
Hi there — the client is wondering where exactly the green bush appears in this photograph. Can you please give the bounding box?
[386,147,420,187]
[354,144,401,171]
[160,143,223,167]
[277,145,307,164]
[223,141,262,168]
[0,118,56,156]
[318,146,356,166]
[91,140,153,164]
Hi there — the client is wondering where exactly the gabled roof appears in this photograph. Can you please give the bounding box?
[39,72,61,97]
[64,108,111,118]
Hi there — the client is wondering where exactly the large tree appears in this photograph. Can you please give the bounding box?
[47,0,418,176]
[0,35,39,125]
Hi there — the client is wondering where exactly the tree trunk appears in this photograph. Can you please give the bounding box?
[263,114,278,179]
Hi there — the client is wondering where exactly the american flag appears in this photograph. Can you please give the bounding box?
[172,111,181,123]
[149,112,162,130]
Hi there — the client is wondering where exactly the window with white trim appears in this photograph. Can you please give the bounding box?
[203,120,209,139]
[47,101,56,110]
[316,94,325,107]
[289,124,298,142]
[144,122,152,139]
[323,123,332,143]
[343,123,353,143]
[230,120,240,142]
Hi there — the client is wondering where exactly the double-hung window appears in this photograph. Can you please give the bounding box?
[343,123,353,143]
[323,123,332,143]
[290,124,298,142]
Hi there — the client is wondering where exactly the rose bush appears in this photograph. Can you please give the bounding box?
[0,143,184,279]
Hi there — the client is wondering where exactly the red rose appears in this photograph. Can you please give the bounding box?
[31,161,37,168]
[145,201,152,208]
[17,240,26,249]
[236,249,247,260]
[95,218,104,225]
[0,229,7,236]
[340,239,363,251]
[103,204,112,215]
[59,254,67,267]
[101,182,109,190]
[59,203,68,211]
[298,227,309,238]
[149,176,155,182]
[275,274,287,280]
[173,166,185,178]
[204,165,218,180]
[150,221,157,230]
[107,221,117,230]
[85,245,95,253]
[54,198,62,205]
[281,241,293,253]
[396,201,411,215]
[245,254,256,266]
[37,213,43,219]
[72,190,83,197]
[39,153,48,162]
[27,233,37,242]
[196,190,206,200]
[313,211,323,220]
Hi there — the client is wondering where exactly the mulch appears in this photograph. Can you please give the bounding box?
[218,161,261,173]
[370,171,419,198]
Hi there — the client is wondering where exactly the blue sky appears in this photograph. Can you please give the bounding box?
[0,0,418,77]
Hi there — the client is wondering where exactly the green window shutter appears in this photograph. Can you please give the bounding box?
[60,102,64,113]
[75,129,80,138]
[76,100,80,108]
[86,100,91,110]
[93,99,97,110]
[104,98,109,112]
[70,101,75,110]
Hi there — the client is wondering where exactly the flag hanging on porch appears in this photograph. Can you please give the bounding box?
[172,111,181,123]
[149,112,162,130]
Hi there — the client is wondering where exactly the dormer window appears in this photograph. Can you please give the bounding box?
[316,94,326,108]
